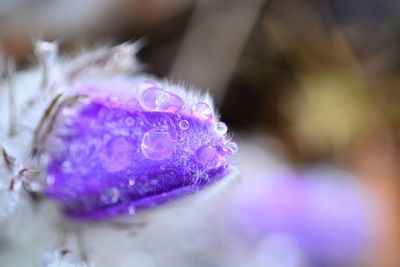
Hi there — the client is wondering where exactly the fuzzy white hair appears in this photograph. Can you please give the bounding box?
[0,41,237,267]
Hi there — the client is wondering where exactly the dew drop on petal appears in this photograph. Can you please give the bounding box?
[222,141,238,156]
[100,137,136,172]
[156,91,183,112]
[195,145,220,167]
[216,121,228,135]
[192,102,213,121]
[140,87,183,112]
[61,161,73,173]
[124,116,136,127]
[139,87,161,110]
[178,120,190,130]
[229,142,238,153]
[128,179,135,186]
[141,128,176,160]
[69,143,89,162]
[46,175,55,185]
[120,128,130,137]
[101,187,120,204]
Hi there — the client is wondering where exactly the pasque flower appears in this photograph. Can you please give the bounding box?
[42,77,237,220]
[229,168,371,266]
[0,41,237,267]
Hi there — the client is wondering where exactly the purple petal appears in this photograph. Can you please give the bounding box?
[43,78,236,220]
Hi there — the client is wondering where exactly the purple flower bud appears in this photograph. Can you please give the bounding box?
[42,77,236,220]
[229,168,372,266]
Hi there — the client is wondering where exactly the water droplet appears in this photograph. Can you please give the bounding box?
[46,175,55,185]
[179,120,190,130]
[228,142,238,153]
[128,179,135,186]
[101,187,120,204]
[70,143,89,161]
[140,87,183,112]
[222,142,238,156]
[100,137,136,172]
[120,128,130,137]
[141,128,176,160]
[61,161,73,173]
[150,179,157,185]
[114,110,125,119]
[216,122,228,135]
[195,145,221,167]
[192,102,213,121]
[124,116,136,126]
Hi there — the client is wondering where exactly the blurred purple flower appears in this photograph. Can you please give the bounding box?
[229,168,372,266]
[42,76,236,220]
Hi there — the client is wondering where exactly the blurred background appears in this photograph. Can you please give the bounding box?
[1,0,400,266]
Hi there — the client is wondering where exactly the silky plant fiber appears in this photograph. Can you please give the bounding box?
[0,40,237,266]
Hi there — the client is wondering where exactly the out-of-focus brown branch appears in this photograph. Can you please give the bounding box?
[171,0,265,104]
